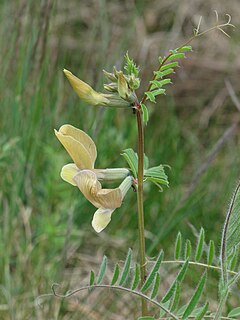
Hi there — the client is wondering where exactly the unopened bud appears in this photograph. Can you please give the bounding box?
[118,71,130,99]
[64,69,109,106]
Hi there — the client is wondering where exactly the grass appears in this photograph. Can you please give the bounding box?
[0,0,239,318]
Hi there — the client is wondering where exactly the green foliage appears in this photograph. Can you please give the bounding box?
[141,103,149,125]
[121,148,169,190]
[228,307,240,318]
[119,248,132,285]
[176,45,192,52]
[131,263,140,290]
[141,251,163,293]
[150,273,160,299]
[111,263,120,285]
[52,234,240,320]
[168,52,185,61]
[144,165,169,190]
[162,259,189,304]
[207,240,215,265]
[121,148,138,178]
[195,227,205,262]
[144,45,192,104]
[90,270,95,286]
[124,52,139,78]
[97,255,107,284]
[195,303,209,320]
[225,182,240,259]
[184,239,192,259]
[182,272,207,319]
[175,232,182,260]
[170,281,180,312]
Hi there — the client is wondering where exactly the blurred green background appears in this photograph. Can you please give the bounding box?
[0,0,239,319]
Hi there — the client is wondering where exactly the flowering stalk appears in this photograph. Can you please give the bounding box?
[135,103,148,316]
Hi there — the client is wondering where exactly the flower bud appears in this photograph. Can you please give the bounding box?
[103,69,117,82]
[118,71,130,99]
[64,69,109,106]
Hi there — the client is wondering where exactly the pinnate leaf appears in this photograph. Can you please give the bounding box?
[160,62,179,71]
[97,255,107,284]
[182,272,207,320]
[175,232,182,260]
[141,103,149,125]
[170,281,180,312]
[154,68,174,79]
[167,53,185,61]
[90,271,95,286]
[151,273,161,299]
[225,183,240,258]
[131,263,140,290]
[141,251,164,293]
[162,259,189,303]
[177,45,192,52]
[111,263,120,285]
[195,302,209,320]
[145,91,156,103]
[121,148,138,178]
[119,248,132,285]
[184,239,192,259]
[207,240,215,265]
[228,307,240,318]
[195,228,205,262]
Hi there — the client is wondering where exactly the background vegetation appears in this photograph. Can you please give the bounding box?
[0,0,239,319]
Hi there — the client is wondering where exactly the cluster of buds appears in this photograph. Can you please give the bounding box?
[64,62,140,109]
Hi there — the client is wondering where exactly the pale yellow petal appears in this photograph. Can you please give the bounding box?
[74,170,122,209]
[92,208,114,233]
[58,124,97,165]
[63,69,109,106]
[60,163,79,186]
[54,128,93,169]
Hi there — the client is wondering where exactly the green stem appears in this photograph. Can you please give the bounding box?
[136,106,148,316]
[214,290,229,320]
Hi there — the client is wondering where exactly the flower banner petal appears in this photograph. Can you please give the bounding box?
[92,208,114,233]
[58,124,97,166]
[55,129,93,169]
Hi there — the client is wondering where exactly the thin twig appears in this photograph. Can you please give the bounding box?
[50,283,179,320]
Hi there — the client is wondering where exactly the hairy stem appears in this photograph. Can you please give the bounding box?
[214,290,229,320]
[136,106,148,316]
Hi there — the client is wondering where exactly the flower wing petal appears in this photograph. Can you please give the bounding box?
[92,208,114,233]
[60,163,79,186]
[55,128,93,169]
[74,170,122,208]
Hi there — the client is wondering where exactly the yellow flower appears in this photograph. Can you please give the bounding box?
[55,124,131,232]
[63,69,136,108]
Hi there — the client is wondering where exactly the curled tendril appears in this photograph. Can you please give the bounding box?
[51,283,69,298]
[35,293,54,308]
[216,12,235,38]
[194,11,235,38]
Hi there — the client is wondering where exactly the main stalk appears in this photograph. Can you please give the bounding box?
[136,105,148,316]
